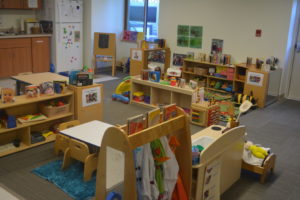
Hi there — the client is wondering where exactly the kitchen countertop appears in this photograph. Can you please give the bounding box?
[0,34,52,39]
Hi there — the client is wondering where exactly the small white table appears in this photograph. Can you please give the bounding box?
[59,120,113,147]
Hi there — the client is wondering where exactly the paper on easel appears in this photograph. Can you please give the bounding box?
[28,0,38,8]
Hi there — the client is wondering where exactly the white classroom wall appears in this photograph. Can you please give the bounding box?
[83,0,137,68]
[158,0,294,95]
[0,10,36,30]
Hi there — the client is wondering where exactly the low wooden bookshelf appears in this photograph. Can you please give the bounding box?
[0,90,74,157]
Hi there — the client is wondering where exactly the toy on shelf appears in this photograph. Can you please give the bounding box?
[112,76,131,104]
[133,91,144,102]
[190,101,220,127]
[170,76,177,86]
[149,71,161,82]
[0,110,16,129]
[25,85,40,98]
[53,80,67,94]
[40,82,54,95]
[1,88,15,103]
[17,114,47,124]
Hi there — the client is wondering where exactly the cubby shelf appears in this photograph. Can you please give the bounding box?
[131,76,196,112]
[0,112,73,134]
[0,90,74,157]
[0,134,56,157]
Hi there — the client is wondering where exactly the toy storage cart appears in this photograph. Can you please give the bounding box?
[191,125,245,200]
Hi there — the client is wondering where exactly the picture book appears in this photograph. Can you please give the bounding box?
[17,114,47,124]
[25,85,40,98]
[39,82,54,95]
[163,104,178,121]
[147,108,161,127]
[1,88,15,103]
[127,114,144,135]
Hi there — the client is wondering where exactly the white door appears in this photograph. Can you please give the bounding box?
[288,19,300,100]
[55,22,83,72]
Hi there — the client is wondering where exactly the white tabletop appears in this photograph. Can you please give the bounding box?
[60,120,113,147]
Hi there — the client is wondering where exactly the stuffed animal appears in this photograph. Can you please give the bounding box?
[245,141,268,159]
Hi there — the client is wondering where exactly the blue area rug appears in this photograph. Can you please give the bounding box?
[32,160,96,200]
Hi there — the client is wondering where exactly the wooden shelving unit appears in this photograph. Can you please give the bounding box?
[130,76,196,112]
[130,47,171,76]
[182,59,235,94]
[0,91,74,157]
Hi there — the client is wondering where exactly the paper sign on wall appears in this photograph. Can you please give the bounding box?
[246,72,264,87]
[82,87,101,107]
[28,0,38,8]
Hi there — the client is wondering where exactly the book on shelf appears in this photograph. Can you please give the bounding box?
[163,104,178,121]
[147,108,161,127]
[127,114,145,135]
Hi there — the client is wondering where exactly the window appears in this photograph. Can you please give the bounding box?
[125,0,160,40]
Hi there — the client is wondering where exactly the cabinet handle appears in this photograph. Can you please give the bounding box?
[36,40,44,43]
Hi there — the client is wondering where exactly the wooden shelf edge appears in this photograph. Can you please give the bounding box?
[0,135,55,157]
[0,112,73,134]
[0,91,74,110]
[131,101,157,109]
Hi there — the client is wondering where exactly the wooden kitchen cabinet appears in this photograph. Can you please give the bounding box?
[0,48,13,77]
[0,0,42,9]
[22,0,42,9]
[31,37,50,73]
[1,0,23,9]
[12,47,32,75]
[0,37,50,78]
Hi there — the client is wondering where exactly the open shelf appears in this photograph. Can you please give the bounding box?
[0,90,74,157]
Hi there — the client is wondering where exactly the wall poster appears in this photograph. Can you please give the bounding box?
[246,71,264,87]
[82,87,101,107]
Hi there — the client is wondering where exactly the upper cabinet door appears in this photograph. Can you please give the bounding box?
[1,0,23,9]
[0,0,42,9]
[23,0,42,9]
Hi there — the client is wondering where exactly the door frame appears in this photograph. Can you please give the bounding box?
[286,0,300,99]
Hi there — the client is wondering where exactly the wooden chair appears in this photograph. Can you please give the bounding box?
[54,120,80,155]
[62,139,98,181]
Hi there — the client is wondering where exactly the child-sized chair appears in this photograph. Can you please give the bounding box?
[54,120,80,155]
[62,139,98,181]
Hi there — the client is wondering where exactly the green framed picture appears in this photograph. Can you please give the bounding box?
[177,36,189,47]
[190,26,203,37]
[177,25,190,36]
[190,37,202,48]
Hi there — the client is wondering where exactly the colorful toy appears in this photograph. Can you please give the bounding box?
[112,76,131,104]
[245,141,268,159]
[1,88,15,103]
[133,91,144,102]
[149,71,160,82]
[170,76,177,86]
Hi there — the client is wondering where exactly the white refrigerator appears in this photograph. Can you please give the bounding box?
[39,0,83,72]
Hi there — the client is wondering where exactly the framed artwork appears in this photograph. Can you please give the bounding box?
[211,39,223,54]
[246,72,264,87]
[173,53,187,66]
